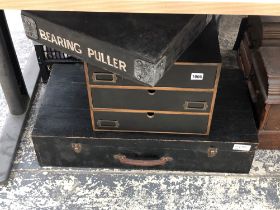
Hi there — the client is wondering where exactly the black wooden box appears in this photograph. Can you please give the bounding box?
[21,11,209,86]
[31,63,258,173]
[86,20,222,135]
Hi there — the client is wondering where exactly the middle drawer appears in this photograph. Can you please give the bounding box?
[91,87,213,113]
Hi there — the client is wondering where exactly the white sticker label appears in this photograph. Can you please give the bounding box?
[233,144,251,151]
[191,73,204,80]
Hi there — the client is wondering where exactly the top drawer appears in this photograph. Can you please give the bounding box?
[87,63,220,89]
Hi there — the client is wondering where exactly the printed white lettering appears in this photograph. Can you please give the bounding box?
[74,43,82,54]
[95,51,101,61]
[101,53,106,64]
[57,36,64,47]
[113,58,118,68]
[38,28,83,54]
[88,48,94,58]
[39,29,47,40]
[51,34,58,45]
[87,48,127,72]
[38,29,127,72]
[119,60,127,72]
[46,32,50,41]
[107,55,113,67]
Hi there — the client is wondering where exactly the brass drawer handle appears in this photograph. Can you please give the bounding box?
[92,72,117,83]
[114,154,173,167]
[183,101,208,111]
[97,120,120,128]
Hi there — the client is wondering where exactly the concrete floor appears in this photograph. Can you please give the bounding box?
[0,11,280,210]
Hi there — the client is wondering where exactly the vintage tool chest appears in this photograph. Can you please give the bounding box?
[21,11,209,86]
[31,63,258,173]
[85,20,222,135]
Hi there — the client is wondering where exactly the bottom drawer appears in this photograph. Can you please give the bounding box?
[33,138,255,173]
[93,110,210,135]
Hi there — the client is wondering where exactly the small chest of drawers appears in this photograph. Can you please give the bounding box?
[84,20,222,135]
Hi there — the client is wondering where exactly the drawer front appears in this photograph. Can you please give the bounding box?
[92,88,213,113]
[34,137,255,173]
[93,111,209,134]
[88,64,219,89]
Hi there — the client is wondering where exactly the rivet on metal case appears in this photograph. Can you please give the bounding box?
[134,56,166,86]
[71,143,82,154]
[208,147,218,157]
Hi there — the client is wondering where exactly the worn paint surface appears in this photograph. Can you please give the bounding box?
[0,11,280,209]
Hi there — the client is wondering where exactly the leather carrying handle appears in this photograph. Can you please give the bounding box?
[114,154,173,167]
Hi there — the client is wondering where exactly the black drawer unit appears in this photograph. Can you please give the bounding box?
[85,20,222,135]
[32,64,258,173]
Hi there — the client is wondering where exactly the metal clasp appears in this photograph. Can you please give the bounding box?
[71,143,82,154]
[208,147,218,157]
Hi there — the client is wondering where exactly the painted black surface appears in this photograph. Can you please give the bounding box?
[21,11,208,86]
[32,64,258,173]
[176,18,221,64]
[92,88,212,112]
